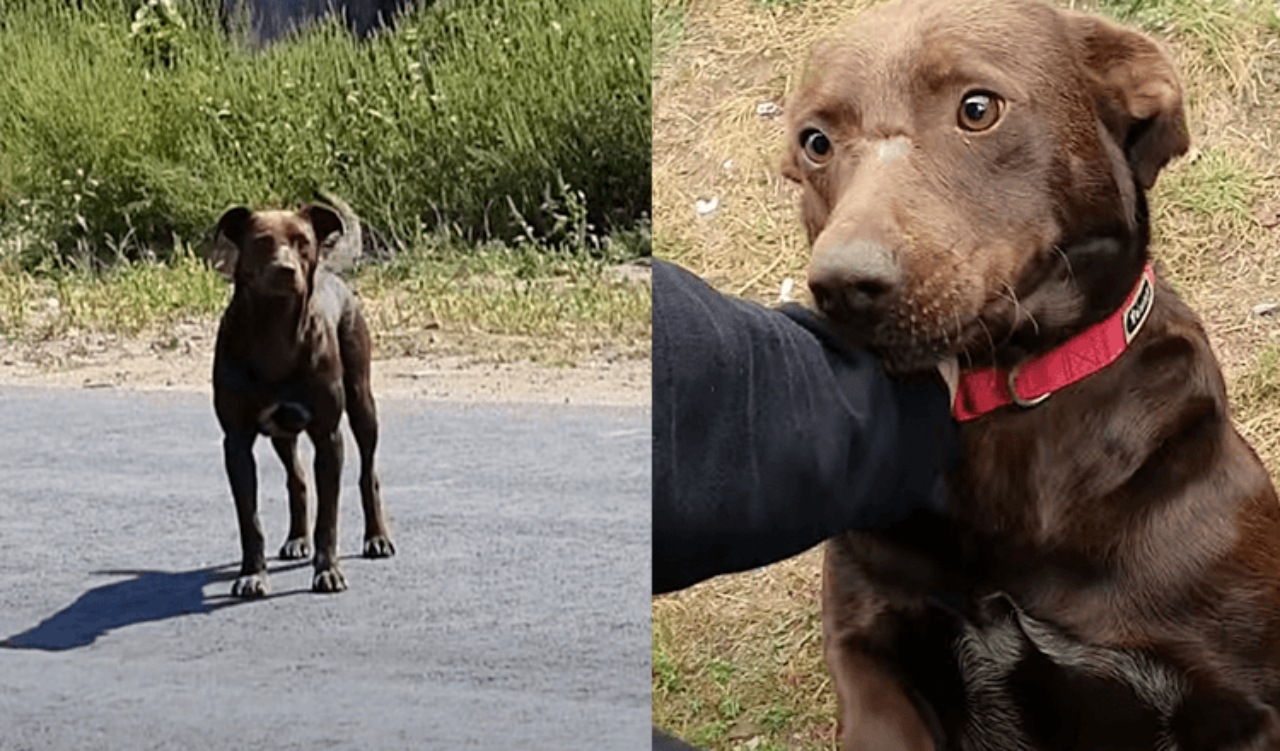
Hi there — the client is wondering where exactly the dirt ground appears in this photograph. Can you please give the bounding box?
[0,320,650,407]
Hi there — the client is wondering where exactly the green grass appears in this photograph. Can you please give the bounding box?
[1158,147,1259,226]
[0,235,650,359]
[1232,345,1280,463]
[653,557,839,750]
[355,235,652,361]
[654,0,687,68]
[1150,145,1263,286]
[0,246,227,337]
[1097,0,1280,73]
[1235,345,1280,413]
[0,0,651,266]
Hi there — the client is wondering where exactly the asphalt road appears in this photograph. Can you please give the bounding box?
[0,386,650,750]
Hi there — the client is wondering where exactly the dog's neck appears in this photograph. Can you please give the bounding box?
[954,264,1155,421]
[970,182,1152,371]
[952,180,1154,421]
[229,288,315,383]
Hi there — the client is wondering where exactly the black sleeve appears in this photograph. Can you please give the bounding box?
[652,260,958,595]
[653,728,700,751]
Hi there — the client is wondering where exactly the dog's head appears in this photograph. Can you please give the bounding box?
[211,205,345,300]
[784,0,1188,371]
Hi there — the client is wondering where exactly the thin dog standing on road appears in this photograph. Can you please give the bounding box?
[210,199,395,598]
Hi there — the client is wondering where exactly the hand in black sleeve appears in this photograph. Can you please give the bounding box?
[652,260,958,595]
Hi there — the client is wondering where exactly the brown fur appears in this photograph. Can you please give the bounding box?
[784,0,1280,748]
[212,204,395,598]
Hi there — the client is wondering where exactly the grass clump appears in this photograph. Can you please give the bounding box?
[1232,345,1280,465]
[355,234,652,361]
[0,246,226,338]
[653,0,688,69]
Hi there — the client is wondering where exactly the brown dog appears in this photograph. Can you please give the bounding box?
[212,202,395,598]
[784,0,1280,748]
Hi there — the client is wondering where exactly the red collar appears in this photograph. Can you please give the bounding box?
[953,264,1156,422]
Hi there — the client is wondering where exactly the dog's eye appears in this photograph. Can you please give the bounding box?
[958,92,1002,131]
[800,128,833,164]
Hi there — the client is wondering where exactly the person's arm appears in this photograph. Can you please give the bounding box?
[652,260,958,594]
[653,728,698,751]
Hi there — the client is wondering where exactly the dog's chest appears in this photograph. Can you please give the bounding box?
[257,394,313,437]
[215,356,323,437]
[953,598,1186,751]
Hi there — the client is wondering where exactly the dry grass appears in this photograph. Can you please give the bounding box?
[654,551,835,751]
[351,246,652,365]
[0,246,652,368]
[652,0,1280,748]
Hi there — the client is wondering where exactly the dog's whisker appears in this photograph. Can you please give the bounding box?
[976,315,998,362]
[1054,245,1076,280]
[999,279,1040,338]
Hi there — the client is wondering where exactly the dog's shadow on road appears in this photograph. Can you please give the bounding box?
[0,561,310,652]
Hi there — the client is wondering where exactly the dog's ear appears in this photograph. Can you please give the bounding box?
[216,205,253,246]
[299,204,344,251]
[209,206,253,278]
[1064,11,1190,189]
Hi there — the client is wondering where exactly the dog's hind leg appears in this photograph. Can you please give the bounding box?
[271,435,312,560]
[341,312,395,558]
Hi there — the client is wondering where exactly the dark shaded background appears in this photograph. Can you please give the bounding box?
[221,0,417,41]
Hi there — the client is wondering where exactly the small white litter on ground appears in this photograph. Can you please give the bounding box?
[755,101,782,118]
[777,277,795,303]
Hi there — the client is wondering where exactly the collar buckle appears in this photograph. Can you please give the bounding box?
[1007,364,1050,408]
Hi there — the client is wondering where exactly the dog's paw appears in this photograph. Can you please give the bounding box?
[231,573,269,598]
[278,537,312,560]
[312,568,347,594]
[363,535,396,559]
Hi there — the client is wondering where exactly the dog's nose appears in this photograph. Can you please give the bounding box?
[807,239,900,322]
[271,262,300,279]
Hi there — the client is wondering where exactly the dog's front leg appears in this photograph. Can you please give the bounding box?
[224,429,268,597]
[310,427,347,593]
[824,535,948,751]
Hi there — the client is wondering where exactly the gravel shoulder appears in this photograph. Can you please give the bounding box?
[0,320,650,406]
